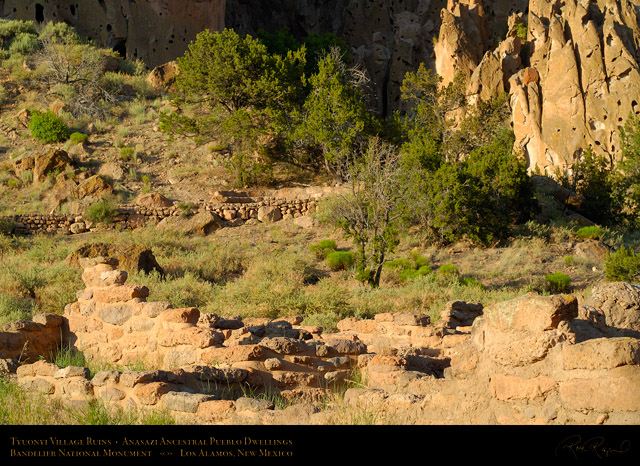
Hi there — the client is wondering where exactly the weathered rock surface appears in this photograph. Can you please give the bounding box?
[66,243,164,275]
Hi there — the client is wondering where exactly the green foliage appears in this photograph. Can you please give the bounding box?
[297,48,378,171]
[28,109,69,143]
[619,113,640,228]
[325,251,354,271]
[0,19,38,58]
[0,218,17,236]
[38,21,81,45]
[84,199,118,224]
[514,22,528,41]
[545,272,571,293]
[8,32,40,55]
[309,239,338,259]
[322,139,415,287]
[399,265,433,283]
[605,244,640,282]
[164,28,307,185]
[119,146,136,161]
[557,147,623,227]
[576,225,604,240]
[436,264,460,281]
[68,132,89,144]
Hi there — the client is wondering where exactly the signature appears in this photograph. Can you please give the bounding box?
[555,435,631,459]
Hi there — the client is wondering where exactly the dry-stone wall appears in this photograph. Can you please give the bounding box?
[2,189,324,236]
[1,258,639,424]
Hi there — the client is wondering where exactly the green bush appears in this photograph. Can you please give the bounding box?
[84,200,118,224]
[399,265,432,282]
[575,225,604,240]
[545,273,571,293]
[436,264,460,279]
[384,257,414,270]
[309,240,337,259]
[119,146,136,161]
[325,251,354,271]
[69,132,89,145]
[28,110,69,143]
[459,276,485,289]
[605,245,640,282]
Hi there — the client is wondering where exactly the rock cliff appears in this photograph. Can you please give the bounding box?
[437,0,640,172]
[0,0,226,67]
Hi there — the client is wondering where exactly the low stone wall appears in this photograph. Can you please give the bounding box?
[2,257,639,425]
[3,198,318,236]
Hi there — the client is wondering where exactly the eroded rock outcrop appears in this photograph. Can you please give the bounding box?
[436,0,640,172]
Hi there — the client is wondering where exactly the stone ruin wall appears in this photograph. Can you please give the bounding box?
[1,256,639,424]
[3,189,323,236]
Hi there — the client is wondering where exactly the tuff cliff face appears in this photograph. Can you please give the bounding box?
[436,0,640,172]
[0,0,225,67]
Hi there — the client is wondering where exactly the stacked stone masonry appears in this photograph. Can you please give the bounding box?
[3,196,319,236]
[1,256,638,424]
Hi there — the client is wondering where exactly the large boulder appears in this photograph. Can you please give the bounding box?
[135,192,173,210]
[33,149,73,183]
[65,243,164,276]
[156,210,223,235]
[584,282,640,336]
[71,175,113,201]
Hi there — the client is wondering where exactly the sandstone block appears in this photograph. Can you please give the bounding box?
[482,294,578,333]
[559,369,640,412]
[97,304,133,326]
[235,397,275,412]
[259,337,308,355]
[325,338,368,355]
[489,374,557,401]
[163,392,216,413]
[158,307,200,324]
[133,382,172,405]
[93,285,149,304]
[91,370,121,386]
[200,345,264,365]
[158,327,224,349]
[562,337,640,370]
[98,387,126,402]
[197,400,236,421]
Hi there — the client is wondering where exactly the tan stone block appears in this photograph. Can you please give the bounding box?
[196,400,236,421]
[200,345,265,365]
[158,327,224,349]
[92,285,149,303]
[369,355,407,367]
[157,307,200,324]
[489,374,557,401]
[483,294,578,333]
[16,360,59,377]
[133,382,172,405]
[559,370,640,412]
[562,337,640,370]
[272,371,318,387]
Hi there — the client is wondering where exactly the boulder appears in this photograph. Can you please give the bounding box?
[156,210,223,235]
[33,149,73,183]
[584,282,640,335]
[257,206,282,223]
[71,175,113,201]
[136,192,173,210]
[66,243,164,275]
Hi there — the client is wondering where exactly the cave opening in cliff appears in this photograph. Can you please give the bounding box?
[35,3,44,23]
[113,40,127,59]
